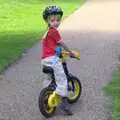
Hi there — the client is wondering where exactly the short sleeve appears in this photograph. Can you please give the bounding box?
[48,28,64,43]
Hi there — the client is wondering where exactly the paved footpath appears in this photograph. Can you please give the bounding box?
[0,0,120,120]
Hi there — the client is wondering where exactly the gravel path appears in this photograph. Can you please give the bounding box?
[0,1,120,120]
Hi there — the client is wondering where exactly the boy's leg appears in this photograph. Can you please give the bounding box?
[41,56,73,115]
[52,57,73,115]
[42,56,68,96]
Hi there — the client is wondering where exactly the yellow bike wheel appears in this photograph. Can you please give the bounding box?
[38,88,56,118]
[67,76,82,103]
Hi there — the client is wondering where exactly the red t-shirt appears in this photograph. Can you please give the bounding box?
[41,27,63,59]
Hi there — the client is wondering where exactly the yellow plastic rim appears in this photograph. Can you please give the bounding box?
[44,94,55,114]
[47,107,54,113]
[68,80,80,100]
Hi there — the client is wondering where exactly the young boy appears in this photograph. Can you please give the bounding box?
[41,6,74,115]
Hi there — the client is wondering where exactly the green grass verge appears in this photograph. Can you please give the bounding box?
[104,68,120,120]
[0,0,84,73]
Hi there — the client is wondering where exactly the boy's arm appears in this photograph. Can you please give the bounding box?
[57,42,74,56]
[58,42,71,52]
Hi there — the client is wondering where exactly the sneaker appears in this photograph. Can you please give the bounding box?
[59,97,73,115]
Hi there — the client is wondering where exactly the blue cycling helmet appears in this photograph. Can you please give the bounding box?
[43,6,63,21]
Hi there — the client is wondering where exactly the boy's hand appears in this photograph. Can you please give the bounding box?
[69,52,75,57]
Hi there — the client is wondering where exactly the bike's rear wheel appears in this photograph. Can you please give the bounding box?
[67,76,82,103]
[38,88,56,118]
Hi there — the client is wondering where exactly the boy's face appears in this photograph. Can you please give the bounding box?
[47,15,61,28]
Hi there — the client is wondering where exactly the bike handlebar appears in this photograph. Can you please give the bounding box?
[62,50,80,60]
[70,55,80,60]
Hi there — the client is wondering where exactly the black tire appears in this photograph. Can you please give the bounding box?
[67,76,82,103]
[38,88,56,118]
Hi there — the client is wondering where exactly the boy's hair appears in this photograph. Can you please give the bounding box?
[43,6,63,21]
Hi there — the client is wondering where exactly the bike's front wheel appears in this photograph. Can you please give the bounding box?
[38,88,56,118]
[67,76,82,103]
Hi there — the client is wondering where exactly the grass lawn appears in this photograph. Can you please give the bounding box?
[0,0,84,73]
[104,67,120,120]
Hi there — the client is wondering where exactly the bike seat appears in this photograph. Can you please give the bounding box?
[42,66,54,74]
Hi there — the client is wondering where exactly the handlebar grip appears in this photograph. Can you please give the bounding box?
[70,55,80,60]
